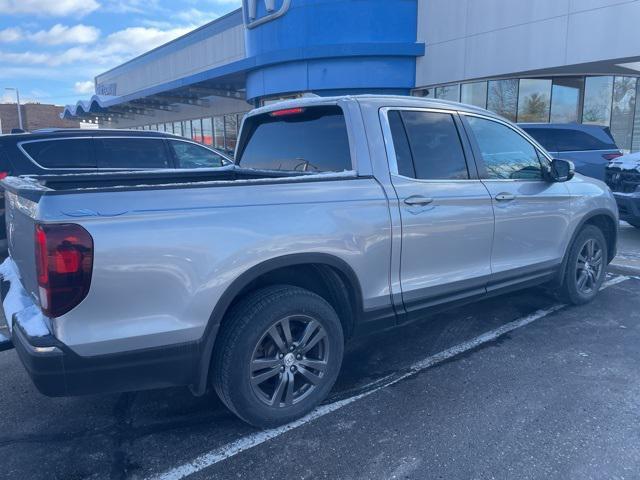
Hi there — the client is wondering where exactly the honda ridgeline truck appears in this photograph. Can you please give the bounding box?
[1,96,618,427]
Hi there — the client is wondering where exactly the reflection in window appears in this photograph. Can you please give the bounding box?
[461,82,488,108]
[583,76,614,125]
[487,79,518,121]
[611,76,637,152]
[214,116,225,149]
[634,82,640,152]
[550,77,583,123]
[164,123,173,134]
[224,115,238,151]
[467,116,542,180]
[182,120,192,139]
[517,79,551,122]
[191,118,203,143]
[173,122,183,137]
[202,118,213,146]
[435,85,460,102]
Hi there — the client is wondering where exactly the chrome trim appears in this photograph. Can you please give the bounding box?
[378,106,482,182]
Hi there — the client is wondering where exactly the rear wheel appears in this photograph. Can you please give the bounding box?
[558,225,608,305]
[212,285,344,428]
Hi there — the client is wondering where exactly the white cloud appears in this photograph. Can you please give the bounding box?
[0,27,23,43]
[0,0,100,17]
[74,80,95,94]
[30,24,100,45]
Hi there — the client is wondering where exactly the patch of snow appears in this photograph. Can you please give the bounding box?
[608,152,640,172]
[0,258,50,337]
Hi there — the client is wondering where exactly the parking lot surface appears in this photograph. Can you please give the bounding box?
[1,226,639,480]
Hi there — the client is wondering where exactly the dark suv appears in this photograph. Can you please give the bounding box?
[519,123,621,181]
[0,129,231,250]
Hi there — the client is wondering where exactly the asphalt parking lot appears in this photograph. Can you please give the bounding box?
[1,223,639,480]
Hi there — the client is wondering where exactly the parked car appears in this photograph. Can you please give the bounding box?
[1,96,618,427]
[605,151,640,228]
[0,129,231,251]
[519,123,622,181]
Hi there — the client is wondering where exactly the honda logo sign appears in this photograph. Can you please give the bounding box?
[243,0,291,29]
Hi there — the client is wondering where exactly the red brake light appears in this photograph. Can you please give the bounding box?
[603,153,623,161]
[269,107,305,117]
[34,224,93,318]
[0,172,8,180]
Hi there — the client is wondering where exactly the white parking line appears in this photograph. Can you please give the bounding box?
[150,275,631,480]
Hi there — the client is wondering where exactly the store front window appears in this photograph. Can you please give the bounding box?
[435,84,460,102]
[224,114,238,151]
[550,77,583,123]
[583,76,614,126]
[461,82,487,109]
[487,79,518,121]
[517,79,551,122]
[611,76,637,152]
[202,117,213,146]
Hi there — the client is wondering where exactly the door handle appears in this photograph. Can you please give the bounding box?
[495,192,516,202]
[404,195,434,206]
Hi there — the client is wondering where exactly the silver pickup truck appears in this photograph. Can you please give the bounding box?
[1,95,618,427]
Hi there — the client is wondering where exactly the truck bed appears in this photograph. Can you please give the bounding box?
[2,166,358,200]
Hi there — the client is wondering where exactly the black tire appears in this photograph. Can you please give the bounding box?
[212,285,344,428]
[558,225,608,305]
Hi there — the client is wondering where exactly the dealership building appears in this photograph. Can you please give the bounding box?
[63,0,640,153]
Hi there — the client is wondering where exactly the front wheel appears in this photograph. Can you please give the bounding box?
[212,285,344,428]
[558,225,608,305]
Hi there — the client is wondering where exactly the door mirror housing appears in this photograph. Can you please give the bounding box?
[547,158,575,182]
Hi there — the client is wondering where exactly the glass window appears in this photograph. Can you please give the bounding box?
[182,120,192,139]
[467,116,543,180]
[517,79,552,122]
[435,84,460,102]
[633,81,640,152]
[583,76,614,125]
[238,106,351,172]
[387,111,416,178]
[95,138,171,169]
[224,114,238,152]
[22,139,94,168]
[173,122,183,137]
[143,125,150,130]
[169,140,226,169]
[191,118,203,143]
[202,118,213,146]
[611,76,637,152]
[461,82,487,108]
[487,79,519,121]
[522,127,617,153]
[412,88,435,98]
[394,110,469,180]
[164,123,173,134]
[550,77,583,123]
[214,116,225,149]
[150,124,158,131]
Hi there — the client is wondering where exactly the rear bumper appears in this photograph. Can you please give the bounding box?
[613,192,640,224]
[1,259,200,397]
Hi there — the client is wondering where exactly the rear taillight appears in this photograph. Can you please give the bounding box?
[34,223,93,318]
[0,172,8,180]
[603,153,623,161]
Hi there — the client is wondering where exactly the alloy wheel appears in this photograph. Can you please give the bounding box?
[575,238,604,295]
[250,315,329,408]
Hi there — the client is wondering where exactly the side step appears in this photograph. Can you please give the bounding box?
[0,327,13,352]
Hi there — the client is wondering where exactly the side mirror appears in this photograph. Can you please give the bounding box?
[547,158,575,182]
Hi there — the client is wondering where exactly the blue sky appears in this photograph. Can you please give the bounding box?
[0,0,242,106]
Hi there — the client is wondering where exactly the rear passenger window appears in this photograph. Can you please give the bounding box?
[169,140,225,169]
[22,139,94,168]
[389,110,469,180]
[96,138,171,169]
[237,106,351,172]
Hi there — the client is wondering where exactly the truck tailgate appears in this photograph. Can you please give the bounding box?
[5,190,40,305]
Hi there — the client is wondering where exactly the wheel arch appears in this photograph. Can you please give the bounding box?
[192,253,365,395]
[556,209,618,286]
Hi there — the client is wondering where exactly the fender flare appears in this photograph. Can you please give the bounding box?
[191,253,364,395]
[555,208,618,286]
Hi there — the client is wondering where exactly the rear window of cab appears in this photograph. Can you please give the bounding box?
[236,106,352,172]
